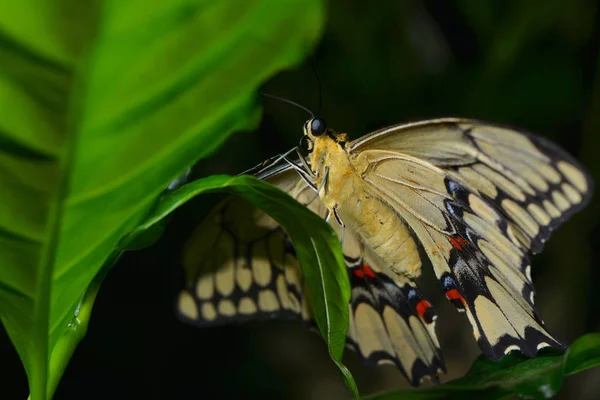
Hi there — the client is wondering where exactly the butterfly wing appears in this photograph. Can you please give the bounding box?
[349,118,592,359]
[177,164,312,326]
[346,245,445,384]
[177,159,444,385]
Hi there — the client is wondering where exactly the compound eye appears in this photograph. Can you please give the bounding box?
[299,135,313,153]
[310,118,327,136]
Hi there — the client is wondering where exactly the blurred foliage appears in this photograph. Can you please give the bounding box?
[1,0,599,399]
[0,0,323,398]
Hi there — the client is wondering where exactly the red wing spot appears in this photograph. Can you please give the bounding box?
[449,236,462,250]
[416,300,432,320]
[446,289,466,307]
[354,269,365,279]
[362,263,376,278]
[449,235,469,250]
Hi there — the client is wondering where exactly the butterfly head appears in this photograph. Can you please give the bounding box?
[307,118,328,137]
[301,117,349,152]
[299,118,327,153]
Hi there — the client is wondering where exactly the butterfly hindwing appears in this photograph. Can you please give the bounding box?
[351,118,591,359]
[346,258,444,385]
[178,195,308,326]
[178,163,444,385]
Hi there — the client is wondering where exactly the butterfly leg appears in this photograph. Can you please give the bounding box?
[324,209,331,223]
[281,155,318,191]
[267,146,315,180]
[305,166,330,206]
[267,147,298,168]
[240,148,297,175]
[293,146,315,178]
[244,147,316,190]
[333,204,345,245]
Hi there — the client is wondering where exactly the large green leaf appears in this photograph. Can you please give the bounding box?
[130,174,358,396]
[0,1,324,398]
[364,333,600,400]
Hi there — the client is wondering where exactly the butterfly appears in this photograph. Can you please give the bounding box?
[176,117,592,386]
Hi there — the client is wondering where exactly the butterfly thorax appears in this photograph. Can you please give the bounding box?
[309,135,422,278]
[310,136,354,209]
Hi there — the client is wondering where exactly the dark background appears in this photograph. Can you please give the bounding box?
[2,0,600,398]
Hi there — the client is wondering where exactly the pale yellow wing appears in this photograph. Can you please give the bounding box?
[347,245,444,384]
[177,165,311,325]
[177,160,444,385]
[350,118,592,359]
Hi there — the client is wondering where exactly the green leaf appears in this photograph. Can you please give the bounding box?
[364,333,600,400]
[133,174,358,397]
[563,333,600,376]
[120,170,191,251]
[0,1,324,398]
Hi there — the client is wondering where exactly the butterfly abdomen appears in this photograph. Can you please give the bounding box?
[341,186,422,278]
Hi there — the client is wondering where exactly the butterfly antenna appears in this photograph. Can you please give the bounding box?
[309,62,323,116]
[260,92,315,118]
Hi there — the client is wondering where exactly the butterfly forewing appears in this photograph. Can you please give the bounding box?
[349,118,592,359]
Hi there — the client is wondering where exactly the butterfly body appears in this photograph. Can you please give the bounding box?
[310,131,423,278]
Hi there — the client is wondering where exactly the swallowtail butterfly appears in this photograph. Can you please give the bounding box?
[177,117,592,385]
